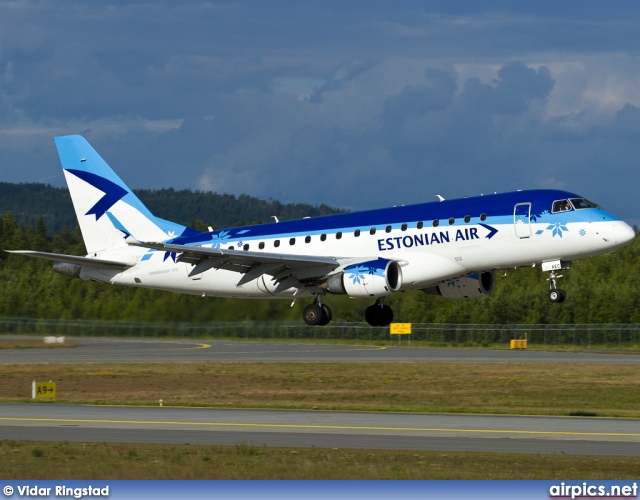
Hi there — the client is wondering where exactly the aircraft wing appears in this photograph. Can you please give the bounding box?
[132,241,340,292]
[5,250,135,268]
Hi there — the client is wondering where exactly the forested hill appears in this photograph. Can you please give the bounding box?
[0,182,345,234]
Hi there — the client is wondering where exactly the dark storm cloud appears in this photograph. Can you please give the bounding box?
[0,1,639,225]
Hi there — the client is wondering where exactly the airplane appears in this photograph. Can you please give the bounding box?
[7,135,636,326]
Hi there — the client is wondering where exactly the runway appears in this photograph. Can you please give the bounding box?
[1,336,639,364]
[1,403,639,456]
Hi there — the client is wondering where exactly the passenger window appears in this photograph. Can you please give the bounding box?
[354,229,361,237]
[448,217,455,225]
[259,242,265,250]
[321,234,327,241]
[464,215,470,223]
[370,228,376,235]
[243,244,249,251]
[433,220,439,228]
[417,221,423,229]
[552,200,572,213]
[336,232,342,240]
[305,236,311,243]
[401,223,407,231]
[385,225,392,233]
[480,213,487,222]
[274,240,280,248]
[289,238,295,245]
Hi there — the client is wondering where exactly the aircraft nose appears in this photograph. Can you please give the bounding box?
[615,222,636,246]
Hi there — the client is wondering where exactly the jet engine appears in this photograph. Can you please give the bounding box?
[327,258,402,297]
[53,262,82,278]
[422,271,496,300]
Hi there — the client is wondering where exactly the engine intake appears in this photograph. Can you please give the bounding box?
[328,258,402,297]
[423,271,496,300]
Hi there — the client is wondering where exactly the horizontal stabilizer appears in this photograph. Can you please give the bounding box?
[5,250,135,268]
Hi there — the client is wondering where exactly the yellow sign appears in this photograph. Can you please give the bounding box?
[33,381,56,399]
[390,323,412,335]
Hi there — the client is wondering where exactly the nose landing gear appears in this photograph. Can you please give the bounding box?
[542,260,570,304]
[547,269,566,303]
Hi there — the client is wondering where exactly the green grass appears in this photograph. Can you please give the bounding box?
[1,441,638,479]
[1,361,639,417]
[0,339,78,349]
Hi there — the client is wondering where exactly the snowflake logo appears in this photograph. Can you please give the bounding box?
[531,210,550,223]
[548,222,569,238]
[347,265,368,285]
[210,230,231,248]
[535,222,569,238]
[579,228,586,237]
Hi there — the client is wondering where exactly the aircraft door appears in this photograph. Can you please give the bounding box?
[514,203,531,238]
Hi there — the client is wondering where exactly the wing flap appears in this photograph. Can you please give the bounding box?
[131,241,339,287]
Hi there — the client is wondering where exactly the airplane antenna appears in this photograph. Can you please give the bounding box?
[271,216,280,223]
[436,195,445,202]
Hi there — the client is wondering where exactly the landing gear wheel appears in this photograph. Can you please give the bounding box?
[549,289,566,303]
[318,304,332,326]
[379,304,393,327]
[365,304,394,327]
[365,305,379,326]
[303,303,324,325]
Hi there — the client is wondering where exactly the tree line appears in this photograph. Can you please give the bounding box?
[0,183,345,235]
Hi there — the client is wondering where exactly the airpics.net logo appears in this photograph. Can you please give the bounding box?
[549,482,638,499]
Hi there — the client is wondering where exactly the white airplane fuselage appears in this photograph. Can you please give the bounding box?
[80,191,633,298]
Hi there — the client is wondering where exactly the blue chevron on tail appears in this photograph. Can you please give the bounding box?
[55,135,199,253]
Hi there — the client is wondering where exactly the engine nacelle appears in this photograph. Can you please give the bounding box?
[327,258,402,297]
[423,271,496,300]
[53,262,82,278]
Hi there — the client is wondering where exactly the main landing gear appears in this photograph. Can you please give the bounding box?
[547,269,566,303]
[302,297,394,327]
[365,299,393,327]
[303,298,332,326]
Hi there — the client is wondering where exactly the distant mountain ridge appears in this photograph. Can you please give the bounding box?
[0,182,345,234]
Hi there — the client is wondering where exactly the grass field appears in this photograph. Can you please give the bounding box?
[1,361,639,416]
[1,441,639,480]
[0,339,79,349]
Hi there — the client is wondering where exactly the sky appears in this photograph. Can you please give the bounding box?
[1,1,640,226]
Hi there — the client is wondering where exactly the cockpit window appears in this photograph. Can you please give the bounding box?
[570,198,599,210]
[552,199,572,213]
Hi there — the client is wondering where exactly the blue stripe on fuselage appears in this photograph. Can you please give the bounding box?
[167,189,617,246]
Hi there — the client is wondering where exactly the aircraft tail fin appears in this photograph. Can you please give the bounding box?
[55,135,198,254]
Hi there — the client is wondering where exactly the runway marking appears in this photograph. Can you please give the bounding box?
[1,417,639,438]
[80,339,211,350]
